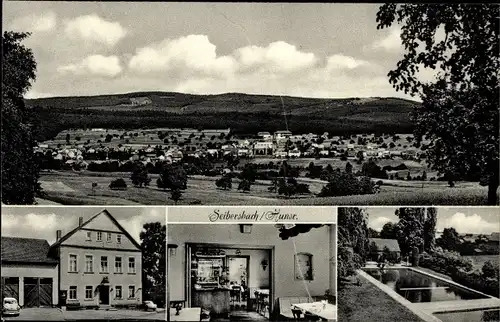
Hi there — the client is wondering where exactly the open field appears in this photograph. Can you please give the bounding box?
[37,170,497,205]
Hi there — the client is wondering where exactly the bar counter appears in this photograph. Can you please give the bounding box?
[192,288,230,316]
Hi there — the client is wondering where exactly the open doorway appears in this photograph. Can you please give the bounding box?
[186,244,273,320]
[227,255,249,309]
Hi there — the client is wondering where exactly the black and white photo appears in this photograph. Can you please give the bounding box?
[2,3,498,206]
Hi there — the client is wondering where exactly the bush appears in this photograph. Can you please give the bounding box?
[215,175,232,190]
[418,248,499,297]
[482,261,498,279]
[319,172,377,197]
[109,178,127,190]
[361,160,388,179]
[237,179,251,192]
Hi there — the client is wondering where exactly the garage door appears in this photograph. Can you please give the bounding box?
[24,278,53,307]
[1,277,19,301]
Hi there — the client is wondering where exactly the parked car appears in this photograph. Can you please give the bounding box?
[143,300,157,311]
[2,297,20,316]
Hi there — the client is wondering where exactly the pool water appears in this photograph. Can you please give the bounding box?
[435,309,500,322]
[363,268,488,303]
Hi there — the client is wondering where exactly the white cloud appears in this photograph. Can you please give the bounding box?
[10,11,57,33]
[236,41,317,73]
[372,28,402,52]
[1,213,73,242]
[438,212,499,234]
[326,54,369,70]
[129,35,237,77]
[119,208,165,243]
[64,14,127,46]
[369,216,396,231]
[24,90,55,99]
[58,55,122,77]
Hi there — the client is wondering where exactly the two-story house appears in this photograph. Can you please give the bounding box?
[48,209,142,308]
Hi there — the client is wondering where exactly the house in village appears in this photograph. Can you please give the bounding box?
[274,131,292,142]
[368,238,401,262]
[1,237,59,308]
[257,132,272,141]
[1,210,142,309]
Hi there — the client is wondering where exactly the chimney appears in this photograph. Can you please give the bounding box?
[79,217,83,226]
[56,230,62,241]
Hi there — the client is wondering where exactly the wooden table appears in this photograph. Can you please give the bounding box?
[170,307,201,321]
[293,302,337,321]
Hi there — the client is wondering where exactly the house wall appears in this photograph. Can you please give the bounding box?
[62,228,137,251]
[1,264,58,307]
[59,246,142,306]
[57,213,142,307]
[167,224,332,304]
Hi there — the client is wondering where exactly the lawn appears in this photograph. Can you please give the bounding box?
[36,170,497,205]
[338,274,425,322]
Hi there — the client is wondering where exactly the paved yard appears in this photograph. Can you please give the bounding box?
[2,308,166,321]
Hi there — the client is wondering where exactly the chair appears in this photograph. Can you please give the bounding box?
[230,288,240,305]
[259,293,269,316]
[246,287,257,312]
[232,286,242,302]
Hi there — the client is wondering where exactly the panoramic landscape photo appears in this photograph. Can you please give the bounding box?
[2,3,498,205]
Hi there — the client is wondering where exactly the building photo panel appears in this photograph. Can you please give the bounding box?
[166,206,337,322]
[1,206,167,321]
[337,206,500,322]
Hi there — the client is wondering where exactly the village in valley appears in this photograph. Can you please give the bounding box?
[34,124,488,206]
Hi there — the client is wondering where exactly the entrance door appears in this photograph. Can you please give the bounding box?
[24,278,39,307]
[22,278,53,307]
[39,278,53,307]
[99,286,110,305]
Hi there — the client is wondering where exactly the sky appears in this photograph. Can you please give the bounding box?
[2,2,436,99]
[367,207,500,235]
[1,206,165,244]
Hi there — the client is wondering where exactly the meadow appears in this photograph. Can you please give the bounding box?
[37,170,495,206]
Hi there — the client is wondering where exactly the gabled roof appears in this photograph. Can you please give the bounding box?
[49,209,141,250]
[369,238,401,252]
[1,237,58,265]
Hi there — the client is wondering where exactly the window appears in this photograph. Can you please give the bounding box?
[128,257,136,274]
[115,286,122,299]
[106,232,112,242]
[295,253,313,281]
[128,285,135,299]
[69,254,78,272]
[100,256,108,273]
[97,232,102,241]
[85,255,94,273]
[85,286,93,300]
[86,231,92,241]
[116,234,122,244]
[115,256,122,273]
[69,286,77,300]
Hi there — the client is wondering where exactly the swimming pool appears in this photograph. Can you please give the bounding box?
[435,309,500,322]
[362,268,488,303]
